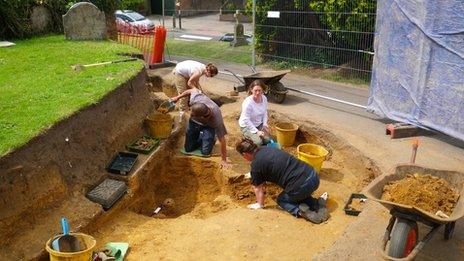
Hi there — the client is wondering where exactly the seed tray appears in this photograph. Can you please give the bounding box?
[126,136,160,154]
[344,193,367,216]
[107,152,138,175]
[86,178,128,210]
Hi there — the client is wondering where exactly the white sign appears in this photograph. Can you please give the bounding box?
[267,11,280,18]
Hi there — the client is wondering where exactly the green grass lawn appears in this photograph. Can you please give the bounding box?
[0,35,143,156]
[166,39,252,64]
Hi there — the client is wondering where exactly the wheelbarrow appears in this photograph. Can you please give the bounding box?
[364,163,464,260]
[225,68,291,103]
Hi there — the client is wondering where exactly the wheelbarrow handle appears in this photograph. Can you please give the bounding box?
[223,69,245,85]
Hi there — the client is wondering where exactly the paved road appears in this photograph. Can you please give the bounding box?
[149,13,253,40]
[149,13,372,118]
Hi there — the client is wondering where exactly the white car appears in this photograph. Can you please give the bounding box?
[115,10,155,34]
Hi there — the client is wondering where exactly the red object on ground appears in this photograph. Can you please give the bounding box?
[151,26,167,64]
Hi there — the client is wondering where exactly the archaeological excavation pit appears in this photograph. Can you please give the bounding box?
[86,113,381,260]
[0,72,381,260]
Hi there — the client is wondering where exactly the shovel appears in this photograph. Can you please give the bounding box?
[71,58,137,71]
[56,218,81,252]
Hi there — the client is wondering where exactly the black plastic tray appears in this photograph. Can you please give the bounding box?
[126,136,160,154]
[86,178,128,210]
[344,193,367,216]
[107,152,138,175]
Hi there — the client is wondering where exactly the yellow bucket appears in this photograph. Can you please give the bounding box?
[146,112,173,138]
[297,143,329,172]
[275,123,299,147]
[45,233,96,261]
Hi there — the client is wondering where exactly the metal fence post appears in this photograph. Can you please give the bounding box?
[252,0,256,67]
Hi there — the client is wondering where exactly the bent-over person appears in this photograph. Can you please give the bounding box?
[236,138,330,224]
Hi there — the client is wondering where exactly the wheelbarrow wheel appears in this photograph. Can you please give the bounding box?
[269,82,287,103]
[271,92,286,103]
[388,218,418,258]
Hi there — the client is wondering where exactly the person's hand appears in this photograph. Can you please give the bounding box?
[247,202,263,210]
[257,130,265,137]
[262,126,270,134]
[220,159,230,169]
[171,96,179,103]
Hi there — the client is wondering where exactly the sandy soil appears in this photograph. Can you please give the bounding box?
[90,79,379,259]
[381,173,460,216]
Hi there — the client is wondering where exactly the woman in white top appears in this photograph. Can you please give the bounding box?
[172,60,218,110]
[238,80,270,146]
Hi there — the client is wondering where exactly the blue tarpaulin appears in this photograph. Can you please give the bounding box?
[368,0,464,140]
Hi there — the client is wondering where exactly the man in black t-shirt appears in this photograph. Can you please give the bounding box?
[236,138,330,224]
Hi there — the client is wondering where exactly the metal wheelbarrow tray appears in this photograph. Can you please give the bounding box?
[364,163,464,260]
[228,69,291,103]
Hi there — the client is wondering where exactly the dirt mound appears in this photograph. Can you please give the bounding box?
[381,173,460,216]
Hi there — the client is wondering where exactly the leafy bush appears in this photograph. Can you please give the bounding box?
[120,0,145,11]
[248,0,376,79]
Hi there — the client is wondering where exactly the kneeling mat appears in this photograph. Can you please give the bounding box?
[180,148,211,157]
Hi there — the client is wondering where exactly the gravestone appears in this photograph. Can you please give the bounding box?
[231,10,248,47]
[31,6,51,33]
[62,2,107,40]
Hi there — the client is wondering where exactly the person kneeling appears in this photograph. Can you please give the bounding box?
[236,138,330,224]
[172,89,229,168]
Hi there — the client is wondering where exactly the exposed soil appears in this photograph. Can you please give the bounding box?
[127,136,159,152]
[0,67,381,260]
[346,198,367,213]
[91,104,379,259]
[381,173,460,216]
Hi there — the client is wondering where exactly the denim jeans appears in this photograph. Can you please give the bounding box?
[276,173,320,217]
[185,119,216,155]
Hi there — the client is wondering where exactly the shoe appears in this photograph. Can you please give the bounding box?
[320,192,328,201]
[298,203,330,224]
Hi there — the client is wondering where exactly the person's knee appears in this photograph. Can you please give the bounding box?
[185,142,198,152]
[201,144,214,155]
[244,132,263,146]
[199,130,215,155]
[200,138,214,155]
[253,136,263,146]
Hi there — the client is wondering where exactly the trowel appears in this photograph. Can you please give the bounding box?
[55,218,81,252]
